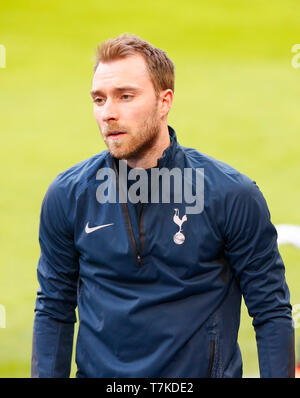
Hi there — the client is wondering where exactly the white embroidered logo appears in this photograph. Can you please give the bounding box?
[173,208,187,245]
[85,222,114,234]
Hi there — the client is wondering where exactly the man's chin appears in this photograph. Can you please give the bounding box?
[108,147,141,161]
[107,146,130,160]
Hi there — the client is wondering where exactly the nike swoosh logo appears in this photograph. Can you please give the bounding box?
[85,222,114,234]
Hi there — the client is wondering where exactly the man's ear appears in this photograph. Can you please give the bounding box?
[159,89,174,118]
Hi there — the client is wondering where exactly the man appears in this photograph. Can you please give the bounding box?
[31,34,295,378]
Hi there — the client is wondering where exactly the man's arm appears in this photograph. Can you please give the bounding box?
[223,178,295,378]
[32,177,79,377]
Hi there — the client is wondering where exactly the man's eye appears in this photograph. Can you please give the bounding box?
[121,95,132,100]
[95,98,104,104]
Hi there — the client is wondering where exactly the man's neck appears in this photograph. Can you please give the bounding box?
[126,125,171,169]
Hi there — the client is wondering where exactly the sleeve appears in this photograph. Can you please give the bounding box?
[223,178,295,378]
[31,177,79,378]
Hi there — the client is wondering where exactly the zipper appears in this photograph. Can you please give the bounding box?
[120,201,143,266]
[138,203,145,262]
[112,158,144,267]
[206,340,216,378]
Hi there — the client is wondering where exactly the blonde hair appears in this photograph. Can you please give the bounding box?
[94,34,175,96]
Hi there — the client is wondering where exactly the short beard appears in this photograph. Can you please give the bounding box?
[108,104,161,161]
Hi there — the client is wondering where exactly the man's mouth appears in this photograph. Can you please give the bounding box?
[107,131,126,140]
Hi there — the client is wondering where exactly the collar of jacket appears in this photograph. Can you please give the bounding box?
[156,125,178,169]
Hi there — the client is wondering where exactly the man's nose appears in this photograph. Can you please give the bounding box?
[101,98,119,122]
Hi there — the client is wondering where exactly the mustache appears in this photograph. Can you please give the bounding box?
[103,124,127,135]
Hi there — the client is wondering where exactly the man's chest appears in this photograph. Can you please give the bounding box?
[74,199,225,281]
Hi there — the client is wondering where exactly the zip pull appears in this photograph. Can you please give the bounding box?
[136,254,142,266]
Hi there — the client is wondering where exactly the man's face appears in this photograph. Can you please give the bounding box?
[91,54,162,160]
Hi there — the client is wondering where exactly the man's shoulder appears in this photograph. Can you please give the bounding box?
[179,145,268,228]
[178,147,262,208]
[180,145,257,195]
[46,150,110,200]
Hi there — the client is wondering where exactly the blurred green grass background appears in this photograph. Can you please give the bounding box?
[0,0,300,377]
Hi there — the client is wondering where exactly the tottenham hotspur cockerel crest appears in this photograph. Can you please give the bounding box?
[173,208,187,245]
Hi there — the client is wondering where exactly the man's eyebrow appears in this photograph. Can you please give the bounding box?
[114,85,142,93]
[90,86,142,97]
[90,89,104,97]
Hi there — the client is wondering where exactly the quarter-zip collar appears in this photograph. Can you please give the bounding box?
[156,125,178,169]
